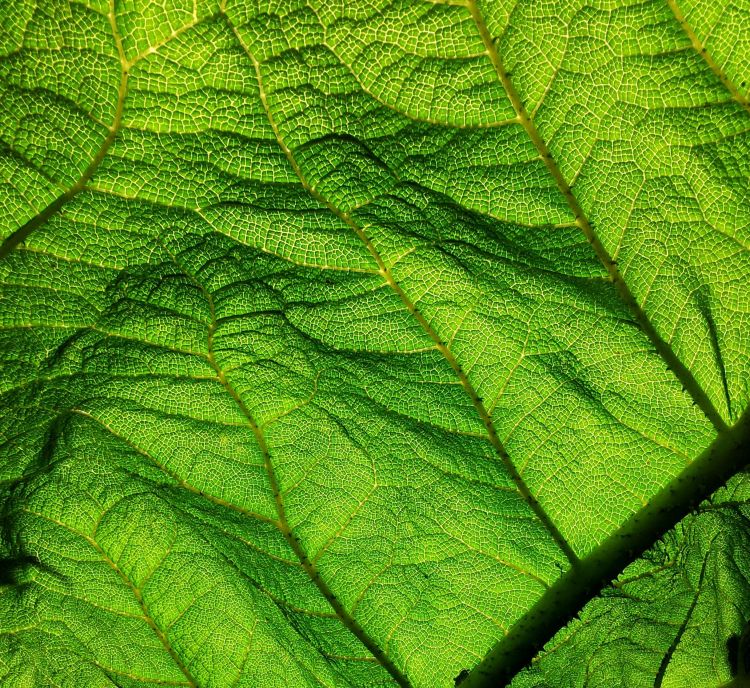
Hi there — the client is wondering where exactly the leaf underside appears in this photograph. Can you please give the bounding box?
[0,1,748,687]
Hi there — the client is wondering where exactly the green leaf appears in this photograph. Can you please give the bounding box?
[510,472,750,688]
[0,1,748,687]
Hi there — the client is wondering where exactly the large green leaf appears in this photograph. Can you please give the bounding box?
[0,0,748,686]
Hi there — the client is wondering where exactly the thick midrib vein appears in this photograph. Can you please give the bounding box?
[0,4,128,262]
[167,245,413,688]
[466,0,729,435]
[460,409,750,687]
[228,22,581,570]
[666,0,750,116]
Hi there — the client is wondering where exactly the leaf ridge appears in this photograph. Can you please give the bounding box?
[666,0,750,116]
[160,240,414,688]
[226,15,582,572]
[0,6,224,265]
[69,409,280,528]
[466,0,730,435]
[25,509,199,688]
[0,1,129,262]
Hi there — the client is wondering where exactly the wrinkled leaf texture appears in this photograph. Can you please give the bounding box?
[0,0,749,687]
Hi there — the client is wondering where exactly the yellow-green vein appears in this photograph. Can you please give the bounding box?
[228,16,581,570]
[466,0,730,434]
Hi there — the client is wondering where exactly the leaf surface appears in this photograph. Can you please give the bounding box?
[0,0,748,686]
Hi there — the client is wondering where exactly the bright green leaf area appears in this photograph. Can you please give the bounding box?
[0,0,748,686]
